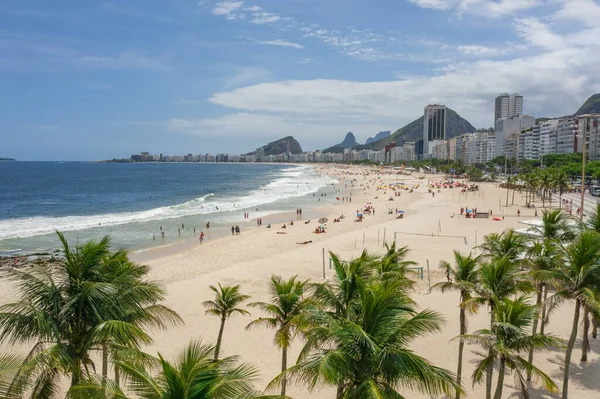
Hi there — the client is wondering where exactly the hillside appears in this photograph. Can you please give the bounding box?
[365,131,391,144]
[259,136,303,155]
[322,132,358,153]
[575,93,600,115]
[360,108,475,151]
[0,157,16,161]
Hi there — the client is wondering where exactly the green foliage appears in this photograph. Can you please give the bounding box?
[69,341,281,399]
[0,231,180,396]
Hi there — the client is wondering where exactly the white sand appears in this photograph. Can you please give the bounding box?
[3,165,599,398]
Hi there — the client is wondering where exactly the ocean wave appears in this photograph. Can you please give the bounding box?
[0,166,334,240]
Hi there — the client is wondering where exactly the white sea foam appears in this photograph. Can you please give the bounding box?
[0,166,335,240]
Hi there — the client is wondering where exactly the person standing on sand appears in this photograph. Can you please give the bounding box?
[231,226,235,236]
[199,231,204,244]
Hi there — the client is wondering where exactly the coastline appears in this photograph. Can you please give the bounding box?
[1,164,599,398]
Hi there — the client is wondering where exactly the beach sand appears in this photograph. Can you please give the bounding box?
[2,164,599,398]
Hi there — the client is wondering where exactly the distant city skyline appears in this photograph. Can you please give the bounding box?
[2,0,600,160]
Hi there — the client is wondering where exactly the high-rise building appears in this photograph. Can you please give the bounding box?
[495,93,523,121]
[580,114,600,160]
[495,115,535,157]
[423,104,447,156]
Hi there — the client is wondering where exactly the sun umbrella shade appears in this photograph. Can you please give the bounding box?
[397,210,405,214]
[318,217,328,224]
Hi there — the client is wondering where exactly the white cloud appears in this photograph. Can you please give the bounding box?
[408,0,454,10]
[257,39,304,49]
[410,0,543,17]
[456,45,506,56]
[299,57,313,63]
[225,66,271,88]
[212,1,244,19]
[250,12,280,24]
[243,5,262,12]
[514,18,567,50]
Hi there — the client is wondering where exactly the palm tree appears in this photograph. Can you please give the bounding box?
[524,239,562,380]
[460,296,560,399]
[586,203,600,233]
[0,232,179,394]
[555,170,571,206]
[246,275,309,397]
[527,209,576,243]
[203,283,250,360]
[378,242,417,288]
[433,251,479,399]
[98,249,182,380]
[477,229,528,263]
[69,341,282,399]
[546,231,600,399]
[280,278,462,398]
[466,257,533,399]
[539,171,554,208]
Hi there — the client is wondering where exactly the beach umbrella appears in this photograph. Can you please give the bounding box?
[465,209,473,213]
[397,210,405,214]
[318,217,328,224]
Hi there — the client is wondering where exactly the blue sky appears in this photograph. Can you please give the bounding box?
[1,0,599,160]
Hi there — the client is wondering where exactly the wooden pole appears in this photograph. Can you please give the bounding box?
[427,259,431,293]
[322,248,325,279]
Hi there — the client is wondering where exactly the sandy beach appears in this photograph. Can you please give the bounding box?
[2,164,598,398]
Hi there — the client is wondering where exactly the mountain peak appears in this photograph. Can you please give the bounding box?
[575,93,600,115]
[365,131,391,145]
[361,107,475,151]
[340,132,357,148]
[259,136,303,155]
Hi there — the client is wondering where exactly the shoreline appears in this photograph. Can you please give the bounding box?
[2,164,598,398]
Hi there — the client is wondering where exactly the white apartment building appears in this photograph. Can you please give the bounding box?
[539,119,558,157]
[429,140,448,160]
[556,117,578,154]
[579,114,600,160]
[495,115,535,157]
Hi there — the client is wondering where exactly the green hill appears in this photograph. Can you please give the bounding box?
[574,93,600,115]
[359,108,475,151]
[259,136,303,155]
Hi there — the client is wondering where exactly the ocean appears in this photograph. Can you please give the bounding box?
[0,162,337,255]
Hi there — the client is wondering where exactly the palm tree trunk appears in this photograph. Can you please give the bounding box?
[102,343,108,379]
[527,283,543,381]
[562,299,581,399]
[540,284,548,336]
[485,307,495,399]
[115,367,120,386]
[214,317,226,360]
[493,357,506,399]
[512,187,515,205]
[581,308,590,362]
[456,302,466,399]
[592,314,598,339]
[281,346,288,397]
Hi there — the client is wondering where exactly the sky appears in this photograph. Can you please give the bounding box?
[1,0,600,161]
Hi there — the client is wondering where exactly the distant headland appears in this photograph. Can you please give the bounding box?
[0,157,16,161]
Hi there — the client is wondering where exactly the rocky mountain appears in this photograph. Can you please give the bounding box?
[321,132,359,153]
[360,108,476,151]
[575,93,600,115]
[365,131,391,145]
[258,136,303,155]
